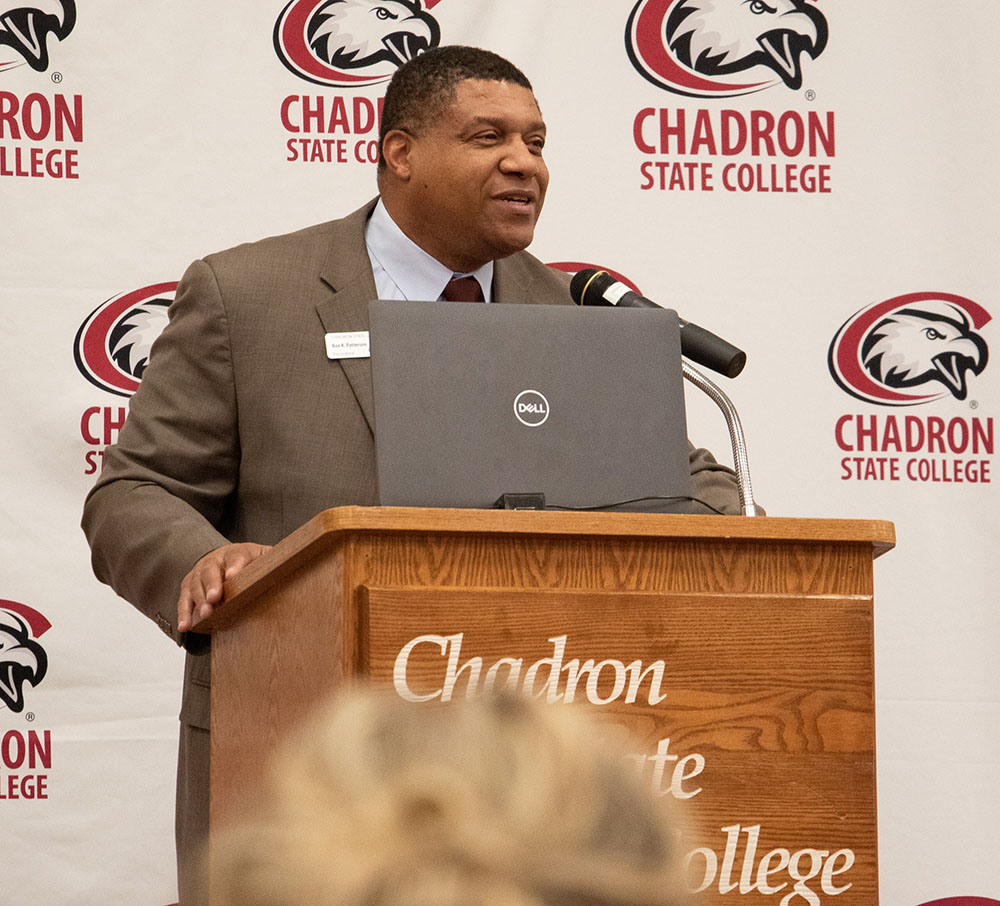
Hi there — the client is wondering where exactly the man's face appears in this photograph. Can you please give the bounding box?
[390,78,549,272]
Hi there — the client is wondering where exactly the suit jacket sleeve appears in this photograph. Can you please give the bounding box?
[688,443,742,515]
[82,258,239,643]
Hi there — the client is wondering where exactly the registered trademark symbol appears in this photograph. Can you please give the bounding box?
[51,72,63,83]
[970,400,979,409]
[805,90,816,101]
[25,712,35,722]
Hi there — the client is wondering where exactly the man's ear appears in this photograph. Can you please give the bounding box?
[381,130,414,181]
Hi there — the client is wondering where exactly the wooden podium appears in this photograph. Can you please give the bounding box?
[199,506,894,905]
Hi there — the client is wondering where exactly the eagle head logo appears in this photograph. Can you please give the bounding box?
[667,0,827,89]
[275,0,440,87]
[106,296,171,382]
[626,0,828,97]
[308,0,439,69]
[74,283,176,397]
[0,604,50,714]
[829,293,992,406]
[861,305,988,402]
[0,1,76,72]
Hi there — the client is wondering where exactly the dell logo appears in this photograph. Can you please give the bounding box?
[514,389,550,427]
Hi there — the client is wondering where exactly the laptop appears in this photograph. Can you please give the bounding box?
[368,300,693,511]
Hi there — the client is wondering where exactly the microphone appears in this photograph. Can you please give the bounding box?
[569,268,747,378]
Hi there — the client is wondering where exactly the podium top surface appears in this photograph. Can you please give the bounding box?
[232,505,893,586]
[303,506,895,549]
[194,508,894,633]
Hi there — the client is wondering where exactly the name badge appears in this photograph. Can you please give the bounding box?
[325,331,370,360]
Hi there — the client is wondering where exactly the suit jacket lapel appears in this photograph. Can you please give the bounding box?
[314,199,379,432]
[494,253,530,304]
[494,252,565,305]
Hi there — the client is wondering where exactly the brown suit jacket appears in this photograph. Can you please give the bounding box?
[82,198,567,720]
[82,198,740,902]
[83,198,741,729]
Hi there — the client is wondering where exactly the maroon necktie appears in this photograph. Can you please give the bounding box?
[441,275,484,302]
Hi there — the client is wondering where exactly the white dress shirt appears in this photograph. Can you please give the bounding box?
[365,198,493,302]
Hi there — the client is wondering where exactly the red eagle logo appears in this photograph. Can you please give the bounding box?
[274,0,441,87]
[0,601,50,714]
[74,284,176,397]
[626,0,828,98]
[829,293,991,406]
[0,1,75,72]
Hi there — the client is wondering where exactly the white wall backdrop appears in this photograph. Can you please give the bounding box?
[1,2,996,904]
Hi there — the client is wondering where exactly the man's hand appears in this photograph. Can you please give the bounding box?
[177,542,273,633]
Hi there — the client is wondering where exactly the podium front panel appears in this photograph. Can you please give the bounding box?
[207,510,892,905]
[360,585,876,906]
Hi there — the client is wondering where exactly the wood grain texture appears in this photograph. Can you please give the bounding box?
[196,508,895,631]
[210,547,348,826]
[358,585,877,906]
[206,508,891,905]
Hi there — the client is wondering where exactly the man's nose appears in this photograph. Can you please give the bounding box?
[499,137,541,176]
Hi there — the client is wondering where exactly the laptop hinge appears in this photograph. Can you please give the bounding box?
[493,492,546,510]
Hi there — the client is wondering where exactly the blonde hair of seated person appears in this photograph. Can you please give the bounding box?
[212,690,689,906]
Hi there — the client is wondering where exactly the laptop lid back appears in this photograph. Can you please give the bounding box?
[369,301,692,511]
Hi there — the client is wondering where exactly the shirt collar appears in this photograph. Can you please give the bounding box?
[365,198,493,303]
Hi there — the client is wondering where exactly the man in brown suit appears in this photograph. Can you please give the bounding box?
[82,46,739,905]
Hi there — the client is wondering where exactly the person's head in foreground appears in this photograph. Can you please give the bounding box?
[212,690,688,906]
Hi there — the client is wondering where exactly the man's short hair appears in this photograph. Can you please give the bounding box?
[378,45,534,168]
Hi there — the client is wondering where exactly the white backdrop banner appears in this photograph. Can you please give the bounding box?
[1,2,997,905]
